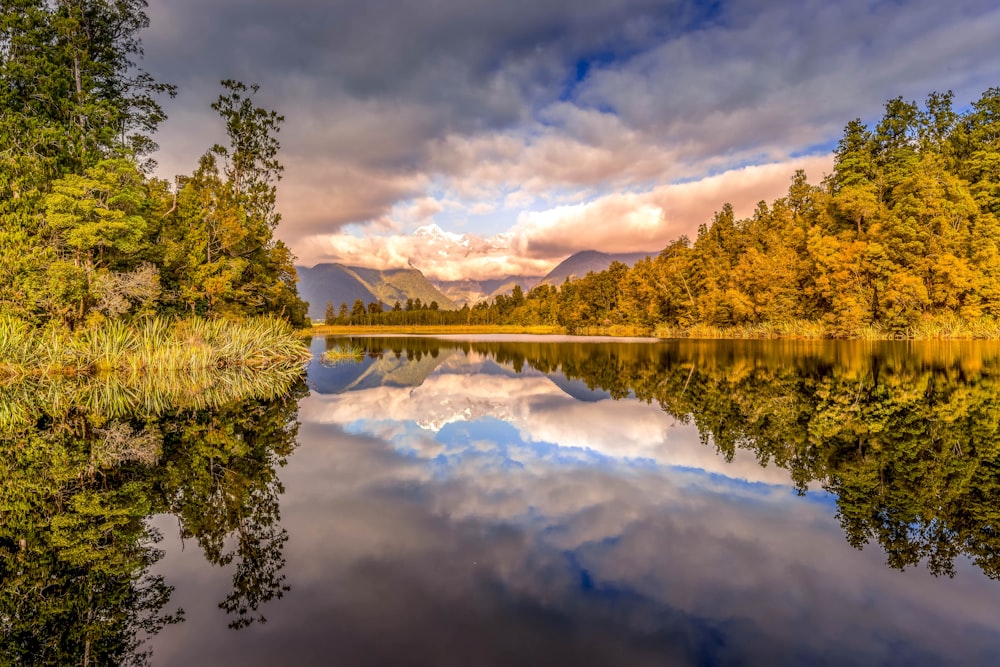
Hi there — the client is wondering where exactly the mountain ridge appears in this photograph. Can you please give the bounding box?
[297,263,457,320]
[538,250,654,286]
[298,250,656,316]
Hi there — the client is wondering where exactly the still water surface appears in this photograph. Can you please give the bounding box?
[4,337,1000,665]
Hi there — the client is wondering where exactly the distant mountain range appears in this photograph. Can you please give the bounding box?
[297,250,655,318]
[296,264,457,320]
[538,250,653,286]
[433,276,542,306]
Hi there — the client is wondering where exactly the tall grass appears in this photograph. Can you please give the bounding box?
[310,316,1000,340]
[308,323,567,336]
[0,315,310,377]
[656,320,830,339]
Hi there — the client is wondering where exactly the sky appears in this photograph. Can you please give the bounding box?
[141,0,1000,281]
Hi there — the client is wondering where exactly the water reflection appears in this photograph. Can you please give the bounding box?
[229,335,996,666]
[7,337,1000,665]
[318,337,1000,580]
[0,368,305,664]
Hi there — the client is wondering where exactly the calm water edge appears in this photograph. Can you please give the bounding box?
[5,336,1000,666]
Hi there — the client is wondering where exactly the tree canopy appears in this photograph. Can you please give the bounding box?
[358,88,1000,338]
[1,0,308,329]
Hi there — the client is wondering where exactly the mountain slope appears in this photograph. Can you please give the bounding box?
[540,250,653,286]
[350,267,458,311]
[297,263,457,320]
[296,264,380,319]
[434,276,541,306]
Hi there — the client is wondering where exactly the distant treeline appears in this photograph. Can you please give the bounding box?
[332,88,1000,337]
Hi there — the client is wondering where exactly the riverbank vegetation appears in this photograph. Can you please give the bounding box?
[311,323,567,336]
[1,1,309,373]
[0,314,308,378]
[329,87,1000,339]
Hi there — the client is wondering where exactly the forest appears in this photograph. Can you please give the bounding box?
[0,1,309,336]
[334,87,1000,337]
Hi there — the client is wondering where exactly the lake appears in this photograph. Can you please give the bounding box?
[4,336,1000,666]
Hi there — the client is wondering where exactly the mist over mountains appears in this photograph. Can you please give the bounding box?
[297,250,654,320]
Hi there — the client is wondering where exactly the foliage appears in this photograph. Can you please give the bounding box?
[359,88,1000,339]
[1,2,307,330]
[0,314,309,377]
[321,344,365,365]
[0,359,306,663]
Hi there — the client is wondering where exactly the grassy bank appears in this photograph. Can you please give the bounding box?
[0,315,310,378]
[310,315,1000,340]
[0,364,305,433]
[657,315,1000,340]
[309,324,567,336]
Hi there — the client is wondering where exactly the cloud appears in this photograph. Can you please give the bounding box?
[298,155,832,276]
[301,359,796,486]
[511,154,835,257]
[141,0,1000,273]
[301,225,555,281]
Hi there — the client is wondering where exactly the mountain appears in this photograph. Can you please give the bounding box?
[539,250,654,286]
[297,263,457,320]
[309,345,458,395]
[296,264,378,319]
[432,250,656,305]
[434,275,541,306]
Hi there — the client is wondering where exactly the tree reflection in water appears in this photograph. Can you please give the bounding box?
[0,367,306,664]
[343,336,1000,580]
[8,336,1000,663]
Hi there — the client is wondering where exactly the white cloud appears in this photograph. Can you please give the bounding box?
[143,0,1000,276]
[301,364,795,487]
[297,155,833,275]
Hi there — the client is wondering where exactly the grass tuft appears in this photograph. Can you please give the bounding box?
[321,345,365,365]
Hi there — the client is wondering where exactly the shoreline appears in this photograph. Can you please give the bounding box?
[306,322,1000,341]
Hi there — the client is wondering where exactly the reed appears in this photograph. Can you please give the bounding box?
[312,317,1000,341]
[0,315,40,375]
[0,315,310,376]
[308,324,567,336]
[0,364,304,434]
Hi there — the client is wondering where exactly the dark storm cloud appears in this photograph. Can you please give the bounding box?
[142,0,699,242]
[144,0,685,133]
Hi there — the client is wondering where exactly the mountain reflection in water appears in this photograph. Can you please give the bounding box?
[5,337,1000,665]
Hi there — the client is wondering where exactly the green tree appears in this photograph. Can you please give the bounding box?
[0,0,173,323]
[160,81,307,324]
[0,0,174,197]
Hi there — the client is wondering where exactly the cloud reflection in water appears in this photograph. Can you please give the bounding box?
[151,341,1000,666]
